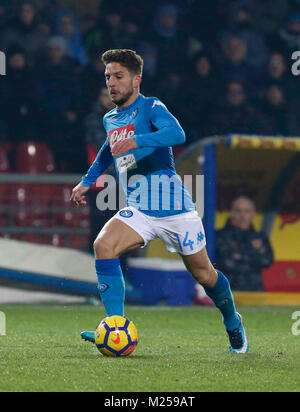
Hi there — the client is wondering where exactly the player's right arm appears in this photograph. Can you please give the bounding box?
[70,138,113,206]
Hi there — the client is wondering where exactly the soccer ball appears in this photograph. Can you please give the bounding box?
[95,315,138,357]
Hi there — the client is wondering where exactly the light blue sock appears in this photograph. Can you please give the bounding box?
[95,259,125,316]
[204,270,240,331]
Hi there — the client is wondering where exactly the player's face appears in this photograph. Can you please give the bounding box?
[105,62,140,107]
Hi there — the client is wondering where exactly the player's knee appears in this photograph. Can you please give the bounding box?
[193,267,216,288]
[94,236,117,259]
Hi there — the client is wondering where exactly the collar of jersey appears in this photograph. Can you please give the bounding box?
[116,94,143,113]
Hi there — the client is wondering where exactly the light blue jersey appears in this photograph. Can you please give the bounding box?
[81,94,195,217]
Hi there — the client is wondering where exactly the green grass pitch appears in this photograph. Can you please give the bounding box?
[0,305,299,392]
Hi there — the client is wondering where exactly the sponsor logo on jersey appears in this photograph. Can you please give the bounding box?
[109,124,135,147]
[116,153,137,173]
[119,210,133,218]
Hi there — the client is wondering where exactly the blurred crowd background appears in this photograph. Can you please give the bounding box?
[1,0,300,173]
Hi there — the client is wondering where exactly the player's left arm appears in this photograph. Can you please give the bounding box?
[111,99,185,156]
[135,99,186,148]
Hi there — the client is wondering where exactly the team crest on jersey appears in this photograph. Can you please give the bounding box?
[130,108,139,119]
[109,124,135,147]
[119,210,133,218]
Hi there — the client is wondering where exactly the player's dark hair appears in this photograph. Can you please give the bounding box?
[101,49,143,75]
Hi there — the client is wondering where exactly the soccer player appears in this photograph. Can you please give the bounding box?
[71,49,249,354]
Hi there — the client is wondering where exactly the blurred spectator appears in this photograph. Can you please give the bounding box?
[219,36,262,99]
[68,0,102,31]
[35,36,81,119]
[80,49,106,114]
[277,12,300,55]
[241,0,290,36]
[25,0,59,21]
[0,0,299,177]
[115,0,154,29]
[210,81,271,135]
[84,87,115,150]
[84,7,124,58]
[286,90,300,136]
[215,196,274,291]
[259,85,292,136]
[188,51,219,105]
[157,70,190,138]
[123,20,140,50]
[264,52,300,105]
[0,46,35,142]
[184,51,220,141]
[55,9,88,67]
[38,16,53,38]
[185,0,222,46]
[0,1,10,29]
[265,53,293,91]
[138,41,159,97]
[146,3,189,76]
[35,36,86,172]
[221,3,268,69]
[0,1,49,66]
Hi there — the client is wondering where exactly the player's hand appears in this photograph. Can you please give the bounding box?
[111,138,137,157]
[70,183,89,206]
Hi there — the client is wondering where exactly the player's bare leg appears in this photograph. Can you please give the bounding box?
[81,218,143,344]
[182,248,249,354]
[181,248,218,288]
[94,219,144,259]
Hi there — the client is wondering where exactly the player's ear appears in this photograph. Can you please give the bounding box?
[133,74,142,88]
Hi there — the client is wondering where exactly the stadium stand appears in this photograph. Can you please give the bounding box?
[0,0,300,298]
